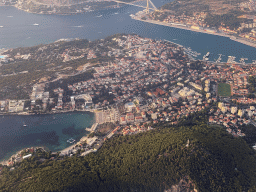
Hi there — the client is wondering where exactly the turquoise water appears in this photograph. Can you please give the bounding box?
[0,112,94,161]
[0,56,5,58]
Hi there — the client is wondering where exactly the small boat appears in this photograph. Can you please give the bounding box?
[0,26,3,28]
[33,23,39,26]
[96,15,102,18]
[67,138,76,143]
[23,122,27,127]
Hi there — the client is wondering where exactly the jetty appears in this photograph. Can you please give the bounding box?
[86,123,98,132]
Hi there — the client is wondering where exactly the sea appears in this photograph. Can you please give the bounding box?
[0,0,255,63]
[0,0,256,161]
[0,112,94,161]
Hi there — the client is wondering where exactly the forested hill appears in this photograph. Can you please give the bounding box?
[1,124,256,191]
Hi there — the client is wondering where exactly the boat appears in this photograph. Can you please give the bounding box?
[203,52,210,61]
[96,15,102,18]
[0,26,3,28]
[33,23,39,26]
[23,122,27,127]
[67,138,76,143]
[239,58,248,64]
[216,54,222,63]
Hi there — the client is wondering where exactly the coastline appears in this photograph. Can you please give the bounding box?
[0,146,47,166]
[0,109,94,116]
[133,17,256,49]
[10,3,120,16]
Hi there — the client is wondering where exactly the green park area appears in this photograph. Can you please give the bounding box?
[218,83,231,97]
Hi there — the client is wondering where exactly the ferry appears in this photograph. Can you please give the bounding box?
[67,138,76,143]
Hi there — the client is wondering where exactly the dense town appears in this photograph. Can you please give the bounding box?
[1,33,256,167]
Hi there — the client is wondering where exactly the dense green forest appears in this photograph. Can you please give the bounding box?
[1,123,256,192]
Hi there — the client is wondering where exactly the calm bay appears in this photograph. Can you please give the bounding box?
[0,112,94,161]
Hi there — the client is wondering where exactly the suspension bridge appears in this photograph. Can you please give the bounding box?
[31,0,158,13]
[111,0,158,13]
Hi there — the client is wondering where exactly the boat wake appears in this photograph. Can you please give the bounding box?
[72,25,83,28]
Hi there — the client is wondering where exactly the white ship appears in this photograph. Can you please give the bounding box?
[33,23,39,26]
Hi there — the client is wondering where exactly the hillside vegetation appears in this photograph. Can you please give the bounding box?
[1,124,256,191]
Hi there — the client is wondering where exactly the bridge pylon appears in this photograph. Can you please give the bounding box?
[145,0,158,13]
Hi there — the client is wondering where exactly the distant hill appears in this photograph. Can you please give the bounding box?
[1,124,256,191]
